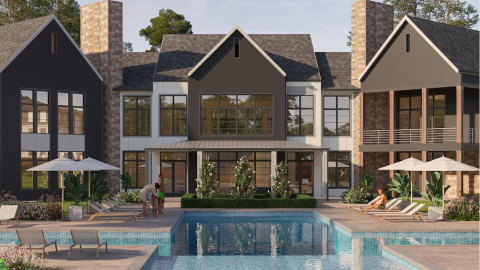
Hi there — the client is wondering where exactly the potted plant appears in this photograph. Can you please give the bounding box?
[359,172,375,193]
[87,173,110,213]
[64,172,87,219]
[388,173,420,210]
[421,172,450,220]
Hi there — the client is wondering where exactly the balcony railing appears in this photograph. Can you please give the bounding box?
[394,129,422,144]
[464,128,479,143]
[427,128,456,143]
[364,130,390,145]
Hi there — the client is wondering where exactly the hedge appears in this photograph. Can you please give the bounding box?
[181,193,316,208]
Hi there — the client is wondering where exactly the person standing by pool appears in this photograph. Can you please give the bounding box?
[138,183,161,218]
[157,174,166,214]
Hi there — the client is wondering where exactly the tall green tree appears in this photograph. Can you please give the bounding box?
[139,9,192,52]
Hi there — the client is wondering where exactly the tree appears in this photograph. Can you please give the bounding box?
[123,41,133,52]
[139,9,192,52]
[270,161,293,198]
[232,157,256,198]
[195,160,218,198]
[384,0,430,25]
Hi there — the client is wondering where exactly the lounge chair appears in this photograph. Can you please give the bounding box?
[101,200,142,213]
[88,203,139,222]
[0,205,20,228]
[373,204,426,222]
[369,202,417,219]
[16,229,57,258]
[112,195,128,206]
[343,196,380,212]
[354,199,402,216]
[69,230,107,260]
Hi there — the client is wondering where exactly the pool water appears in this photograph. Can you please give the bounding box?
[146,213,479,270]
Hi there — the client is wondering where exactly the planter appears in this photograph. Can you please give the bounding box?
[69,205,84,219]
[428,206,444,220]
[396,200,411,210]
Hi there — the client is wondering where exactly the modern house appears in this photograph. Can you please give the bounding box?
[0,15,104,199]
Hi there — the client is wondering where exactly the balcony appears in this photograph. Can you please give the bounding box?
[363,128,479,145]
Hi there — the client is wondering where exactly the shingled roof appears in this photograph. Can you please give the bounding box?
[407,16,479,74]
[315,52,358,90]
[154,33,320,81]
[114,52,159,90]
[0,15,53,72]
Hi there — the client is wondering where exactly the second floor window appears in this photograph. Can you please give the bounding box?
[160,96,187,135]
[21,90,49,134]
[58,92,84,134]
[124,96,150,136]
[324,96,350,136]
[287,95,313,136]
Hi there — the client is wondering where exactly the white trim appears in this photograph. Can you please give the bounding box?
[357,16,459,81]
[187,25,286,77]
[0,15,103,81]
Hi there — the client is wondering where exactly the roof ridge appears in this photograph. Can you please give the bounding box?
[407,15,479,33]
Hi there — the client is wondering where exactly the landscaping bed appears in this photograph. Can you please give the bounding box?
[181,193,316,208]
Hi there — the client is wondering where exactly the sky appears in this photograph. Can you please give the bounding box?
[76,0,480,52]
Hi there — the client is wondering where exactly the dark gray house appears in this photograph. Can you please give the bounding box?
[0,15,103,199]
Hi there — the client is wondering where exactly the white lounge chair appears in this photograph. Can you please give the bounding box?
[69,230,107,260]
[112,195,128,206]
[16,229,57,258]
[354,198,402,216]
[373,204,426,222]
[0,205,20,228]
[343,196,380,212]
[369,202,418,219]
[88,203,139,222]
[101,200,142,213]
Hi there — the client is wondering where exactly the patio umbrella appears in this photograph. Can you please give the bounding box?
[378,157,425,204]
[27,157,91,219]
[409,156,479,210]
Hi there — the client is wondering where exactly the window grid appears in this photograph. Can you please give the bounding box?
[21,90,49,134]
[287,95,314,136]
[123,152,146,188]
[327,152,351,189]
[160,95,187,136]
[21,151,50,190]
[323,96,350,136]
[124,96,151,136]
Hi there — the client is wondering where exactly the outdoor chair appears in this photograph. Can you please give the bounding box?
[354,198,402,216]
[88,203,139,222]
[16,229,57,258]
[369,202,418,219]
[343,196,380,212]
[101,200,142,213]
[93,202,141,215]
[372,204,426,222]
[69,230,107,260]
[112,195,128,206]
[0,205,20,228]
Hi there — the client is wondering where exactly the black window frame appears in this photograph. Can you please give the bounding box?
[287,95,314,136]
[159,95,187,136]
[58,92,85,135]
[323,95,350,136]
[397,95,422,130]
[21,89,50,134]
[123,151,146,188]
[405,33,411,53]
[327,151,351,189]
[123,96,151,136]
[234,38,240,58]
[51,32,57,54]
[428,93,446,129]
[287,152,314,194]
[21,151,50,190]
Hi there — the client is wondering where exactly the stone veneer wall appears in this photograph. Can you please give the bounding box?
[80,0,123,193]
[463,151,479,195]
[364,92,389,131]
[353,93,361,188]
[364,152,390,190]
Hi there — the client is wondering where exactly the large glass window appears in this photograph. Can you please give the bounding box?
[398,96,421,129]
[287,152,313,194]
[428,94,445,129]
[21,90,49,134]
[160,152,187,195]
[58,152,84,187]
[328,152,351,188]
[123,152,146,188]
[58,92,84,134]
[21,151,49,190]
[160,96,187,135]
[203,152,271,193]
[287,95,314,135]
[201,95,273,135]
[324,96,350,136]
[124,96,150,136]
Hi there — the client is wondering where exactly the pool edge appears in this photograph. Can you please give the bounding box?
[382,245,446,270]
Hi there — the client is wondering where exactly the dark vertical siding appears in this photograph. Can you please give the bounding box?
[188,30,286,141]
[0,20,102,200]
[188,151,197,193]
[464,88,479,129]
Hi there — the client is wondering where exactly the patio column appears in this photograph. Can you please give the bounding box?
[196,151,202,191]
[145,150,152,185]
[389,151,395,198]
[422,151,427,193]
[359,93,365,181]
[314,151,323,197]
[456,86,464,197]
[422,88,428,143]
[322,151,328,200]
[389,90,395,144]
[270,151,277,191]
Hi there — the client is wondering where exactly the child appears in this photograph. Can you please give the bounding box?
[151,192,159,218]
[157,174,166,215]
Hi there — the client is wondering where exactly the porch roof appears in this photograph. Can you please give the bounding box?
[145,140,329,151]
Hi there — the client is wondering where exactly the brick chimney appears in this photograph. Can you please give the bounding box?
[351,0,393,87]
[80,0,123,193]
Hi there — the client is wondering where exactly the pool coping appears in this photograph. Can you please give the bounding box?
[125,245,158,270]
[382,245,446,270]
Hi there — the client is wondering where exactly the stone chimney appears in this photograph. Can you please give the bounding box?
[80,0,123,193]
[351,0,393,87]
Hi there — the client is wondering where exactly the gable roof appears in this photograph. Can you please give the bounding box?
[358,15,479,81]
[188,26,286,77]
[0,15,102,80]
[315,52,358,90]
[113,52,159,90]
[154,32,320,81]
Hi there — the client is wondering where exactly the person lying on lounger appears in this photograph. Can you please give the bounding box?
[360,188,387,210]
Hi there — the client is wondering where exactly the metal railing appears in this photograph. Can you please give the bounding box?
[363,130,390,145]
[464,128,479,143]
[394,129,422,144]
[427,128,456,143]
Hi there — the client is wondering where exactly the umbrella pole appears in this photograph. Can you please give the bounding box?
[409,171,413,204]
[442,171,445,211]
[88,171,91,213]
[61,171,64,220]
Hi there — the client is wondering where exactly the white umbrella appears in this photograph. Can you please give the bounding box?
[27,157,91,219]
[378,157,425,204]
[409,156,479,210]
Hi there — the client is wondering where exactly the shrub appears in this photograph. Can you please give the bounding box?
[119,171,133,193]
[89,173,110,201]
[420,172,451,206]
[271,161,293,198]
[38,193,60,203]
[102,193,113,200]
[196,160,218,198]
[388,173,421,201]
[343,189,368,204]
[45,202,62,221]
[0,191,18,205]
[117,191,142,203]
[232,157,256,198]
[340,189,352,200]
[445,194,479,221]
[181,193,316,208]
[0,246,44,270]
[64,172,87,205]
[359,172,375,192]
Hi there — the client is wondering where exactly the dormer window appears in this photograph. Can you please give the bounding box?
[406,33,411,53]
[51,33,57,54]
[234,39,240,58]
